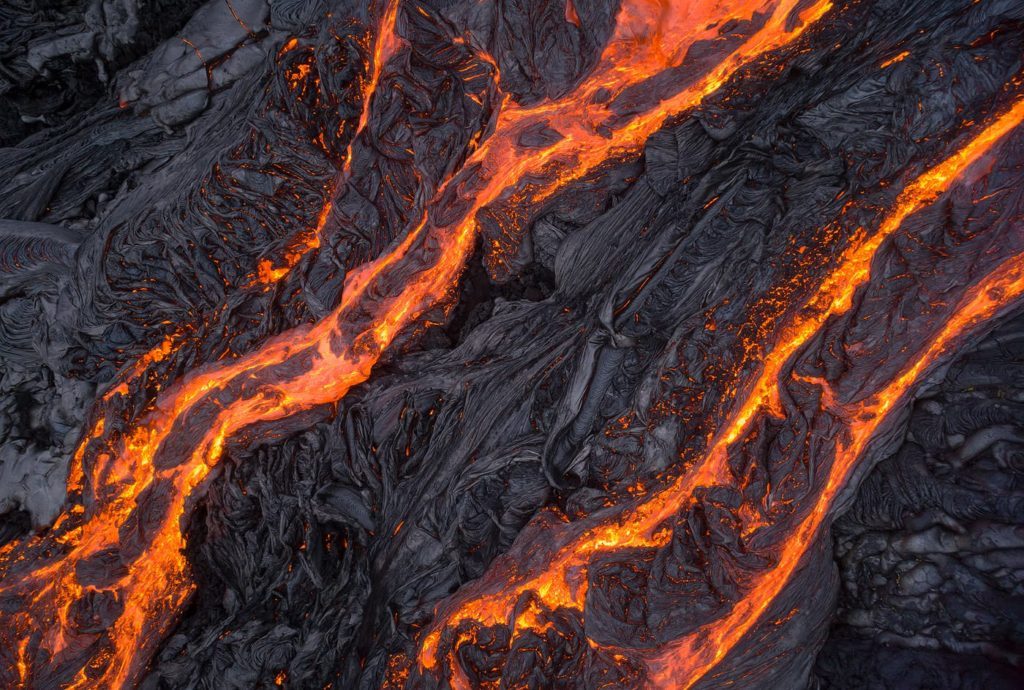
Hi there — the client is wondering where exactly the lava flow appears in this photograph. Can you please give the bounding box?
[101,0,404,402]
[0,0,835,687]
[410,96,1024,687]
[645,252,1024,690]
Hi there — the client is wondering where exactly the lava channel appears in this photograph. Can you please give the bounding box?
[0,0,833,687]
[409,96,1024,688]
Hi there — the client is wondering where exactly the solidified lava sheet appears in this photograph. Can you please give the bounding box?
[1,0,1023,688]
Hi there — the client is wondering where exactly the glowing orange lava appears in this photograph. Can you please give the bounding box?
[251,0,405,285]
[102,0,404,403]
[647,253,1024,689]
[413,97,1024,684]
[0,0,838,686]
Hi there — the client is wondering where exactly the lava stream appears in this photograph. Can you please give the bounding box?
[648,252,1024,689]
[0,0,832,687]
[100,0,404,403]
[414,96,1024,682]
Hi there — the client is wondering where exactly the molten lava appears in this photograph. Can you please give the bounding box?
[0,0,840,687]
[646,254,1024,689]
[102,0,404,402]
[411,97,1024,687]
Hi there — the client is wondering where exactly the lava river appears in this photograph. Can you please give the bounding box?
[0,0,838,687]
[1,0,1023,689]
[402,94,1024,688]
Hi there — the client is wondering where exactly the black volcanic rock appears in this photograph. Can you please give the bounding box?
[0,0,1022,689]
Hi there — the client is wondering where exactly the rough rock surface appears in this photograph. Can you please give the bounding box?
[0,0,1022,688]
[815,310,1024,689]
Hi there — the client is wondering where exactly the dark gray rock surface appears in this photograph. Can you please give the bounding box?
[0,0,1022,688]
[815,310,1024,689]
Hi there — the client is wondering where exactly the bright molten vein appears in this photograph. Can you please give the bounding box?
[415,96,1024,686]
[0,0,833,687]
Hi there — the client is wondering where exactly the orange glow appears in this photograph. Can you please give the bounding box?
[15,637,28,687]
[0,0,837,685]
[251,0,403,286]
[257,257,290,283]
[414,97,1024,679]
[358,0,403,140]
[102,332,183,401]
[565,0,581,28]
[100,2,403,404]
[648,251,1024,688]
[880,49,909,68]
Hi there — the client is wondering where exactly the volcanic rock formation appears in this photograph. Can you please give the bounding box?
[0,1,1023,689]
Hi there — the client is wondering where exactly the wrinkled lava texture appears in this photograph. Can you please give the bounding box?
[1,0,1023,689]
